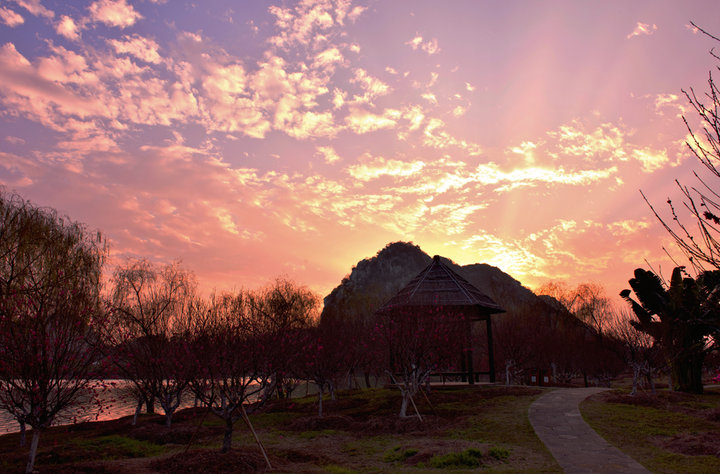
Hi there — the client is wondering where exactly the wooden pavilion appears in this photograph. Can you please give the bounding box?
[376,255,505,384]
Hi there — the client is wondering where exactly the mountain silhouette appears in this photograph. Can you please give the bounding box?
[321,241,569,326]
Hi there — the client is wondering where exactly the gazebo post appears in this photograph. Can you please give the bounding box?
[486,315,495,383]
[466,319,474,385]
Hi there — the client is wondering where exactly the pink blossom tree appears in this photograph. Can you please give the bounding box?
[291,319,353,416]
[102,259,197,427]
[372,306,467,418]
[187,291,274,454]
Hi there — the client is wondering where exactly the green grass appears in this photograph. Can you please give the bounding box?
[296,429,339,439]
[580,390,720,474]
[71,434,165,460]
[323,465,358,474]
[0,385,560,472]
[382,445,418,463]
[427,447,485,468]
[341,435,393,457]
[488,446,511,461]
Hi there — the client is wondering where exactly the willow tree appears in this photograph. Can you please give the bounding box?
[0,190,106,473]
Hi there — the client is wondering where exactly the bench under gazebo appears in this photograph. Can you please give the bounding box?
[376,255,505,384]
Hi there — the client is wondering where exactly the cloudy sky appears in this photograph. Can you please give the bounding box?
[1,0,720,299]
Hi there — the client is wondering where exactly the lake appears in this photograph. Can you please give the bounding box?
[0,380,196,434]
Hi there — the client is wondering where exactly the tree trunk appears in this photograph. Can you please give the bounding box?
[132,398,143,426]
[399,392,409,418]
[19,419,26,447]
[26,429,41,474]
[672,352,705,394]
[646,369,656,394]
[364,371,371,389]
[317,386,323,417]
[630,364,640,396]
[222,417,233,453]
[145,394,156,414]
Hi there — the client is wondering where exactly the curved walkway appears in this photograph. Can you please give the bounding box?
[528,387,650,473]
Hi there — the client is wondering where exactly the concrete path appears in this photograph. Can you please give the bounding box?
[529,388,650,473]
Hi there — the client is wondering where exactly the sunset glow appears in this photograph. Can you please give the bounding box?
[2,0,720,297]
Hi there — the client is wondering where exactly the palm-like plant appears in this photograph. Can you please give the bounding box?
[620,267,720,393]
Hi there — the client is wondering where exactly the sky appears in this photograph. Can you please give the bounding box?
[2,0,720,301]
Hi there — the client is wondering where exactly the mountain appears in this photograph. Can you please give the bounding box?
[321,242,432,325]
[321,241,564,325]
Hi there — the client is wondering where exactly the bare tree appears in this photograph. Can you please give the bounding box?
[537,281,613,335]
[643,23,720,277]
[607,311,662,395]
[0,190,106,473]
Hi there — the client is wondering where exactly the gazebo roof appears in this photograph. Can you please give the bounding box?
[376,255,505,316]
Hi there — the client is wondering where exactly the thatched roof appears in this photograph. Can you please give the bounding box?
[376,255,505,317]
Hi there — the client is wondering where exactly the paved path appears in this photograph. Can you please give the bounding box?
[528,388,650,473]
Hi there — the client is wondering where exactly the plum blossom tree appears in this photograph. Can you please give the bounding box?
[373,306,467,418]
[246,278,318,399]
[0,190,106,473]
[187,291,273,457]
[292,318,353,416]
[103,259,196,427]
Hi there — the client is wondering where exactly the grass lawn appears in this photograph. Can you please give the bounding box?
[580,386,720,474]
[0,385,560,473]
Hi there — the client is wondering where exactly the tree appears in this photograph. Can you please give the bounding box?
[537,281,613,335]
[372,306,467,418]
[607,311,663,396]
[246,278,318,399]
[620,266,720,393]
[103,259,196,427]
[537,281,621,385]
[644,24,720,274]
[291,318,353,416]
[0,190,106,473]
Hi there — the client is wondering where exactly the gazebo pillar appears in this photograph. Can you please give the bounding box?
[486,316,495,383]
[466,319,475,385]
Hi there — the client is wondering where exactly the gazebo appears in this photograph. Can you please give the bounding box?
[376,255,505,384]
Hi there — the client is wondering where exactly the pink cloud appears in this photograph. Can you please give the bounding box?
[108,34,162,64]
[627,22,657,39]
[9,0,53,19]
[88,0,142,28]
[55,15,81,40]
[405,34,439,55]
[0,6,24,27]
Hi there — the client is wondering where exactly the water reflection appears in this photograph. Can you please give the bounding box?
[0,380,196,434]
